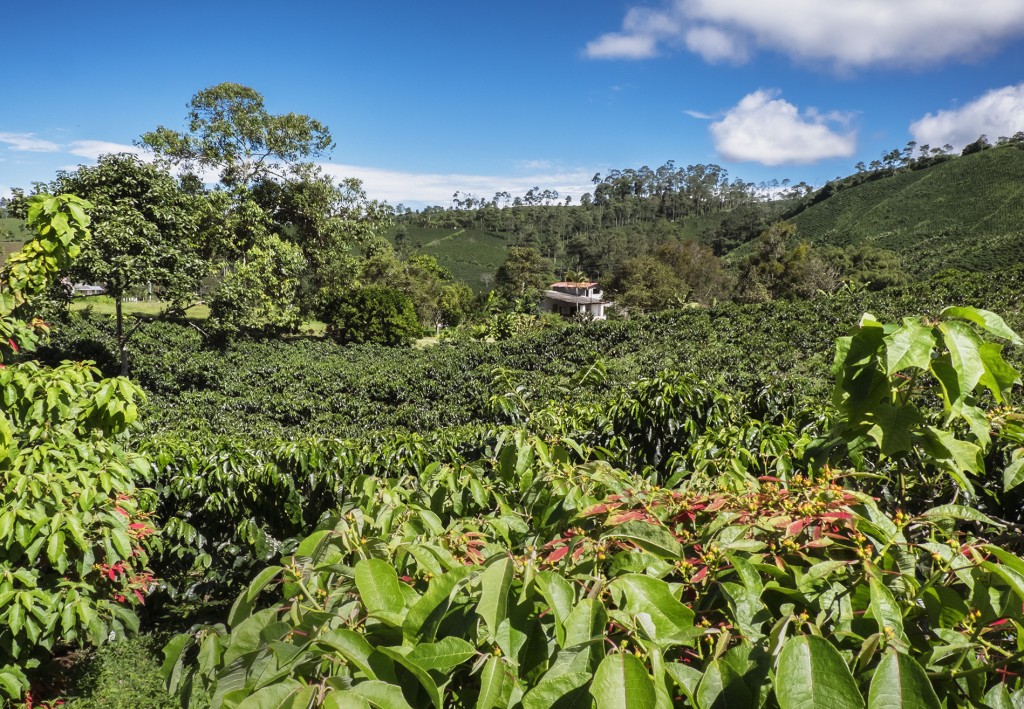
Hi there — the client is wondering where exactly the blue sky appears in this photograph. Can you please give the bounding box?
[2,1,1023,208]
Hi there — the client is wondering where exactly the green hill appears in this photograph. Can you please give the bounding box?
[388,226,510,291]
[788,146,1024,272]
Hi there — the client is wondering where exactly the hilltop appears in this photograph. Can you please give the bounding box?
[784,145,1024,272]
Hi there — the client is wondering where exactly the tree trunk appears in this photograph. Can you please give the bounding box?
[116,296,129,377]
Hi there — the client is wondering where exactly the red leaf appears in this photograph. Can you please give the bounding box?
[785,519,809,537]
[608,510,651,525]
[690,566,709,584]
[545,546,570,563]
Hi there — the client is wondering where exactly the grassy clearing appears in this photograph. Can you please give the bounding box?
[71,296,211,319]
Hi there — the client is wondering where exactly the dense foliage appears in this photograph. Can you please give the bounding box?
[0,196,158,701]
[159,304,1024,707]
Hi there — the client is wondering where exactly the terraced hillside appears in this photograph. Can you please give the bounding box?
[789,146,1024,272]
[388,225,510,290]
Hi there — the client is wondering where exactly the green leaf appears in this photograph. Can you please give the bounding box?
[535,571,576,648]
[377,647,442,708]
[341,681,414,709]
[235,679,304,709]
[601,521,683,559]
[1004,451,1024,492]
[229,566,283,626]
[521,671,591,709]
[865,404,923,457]
[608,574,698,646]
[869,577,905,642]
[775,635,863,709]
[402,566,471,643]
[922,427,983,485]
[355,558,408,625]
[936,320,986,402]
[920,505,997,526]
[867,650,940,709]
[406,637,476,672]
[476,655,513,709]
[477,556,514,640]
[941,306,1023,346]
[319,629,395,682]
[589,653,655,709]
[695,658,753,709]
[884,319,936,375]
[977,342,1021,402]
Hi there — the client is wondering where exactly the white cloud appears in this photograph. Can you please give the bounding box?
[66,140,148,161]
[587,0,1024,69]
[684,26,747,64]
[910,83,1024,150]
[318,163,596,208]
[683,109,715,120]
[710,90,856,165]
[584,32,658,59]
[0,132,60,152]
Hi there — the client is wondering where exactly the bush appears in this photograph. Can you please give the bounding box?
[320,285,423,346]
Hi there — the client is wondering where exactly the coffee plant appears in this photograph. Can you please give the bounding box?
[0,195,159,701]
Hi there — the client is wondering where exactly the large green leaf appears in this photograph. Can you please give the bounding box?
[936,321,986,402]
[477,556,514,640]
[608,574,698,647]
[344,681,413,709]
[977,342,1021,402]
[356,558,408,625]
[775,635,863,709]
[865,404,923,457]
[589,653,655,709]
[377,646,442,708]
[867,650,939,709]
[403,566,471,643]
[941,306,1023,346]
[319,629,396,682]
[406,637,477,672]
[695,658,752,709]
[1004,450,1024,492]
[535,571,576,648]
[521,671,591,709]
[601,521,683,559]
[476,655,514,709]
[884,318,936,375]
[235,680,308,709]
[868,577,905,642]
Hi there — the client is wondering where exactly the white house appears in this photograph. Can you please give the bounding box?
[540,281,610,320]
[72,283,106,297]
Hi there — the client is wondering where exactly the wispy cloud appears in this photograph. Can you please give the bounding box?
[910,83,1024,150]
[0,132,61,152]
[586,0,1024,69]
[66,140,148,161]
[683,109,716,120]
[318,163,596,208]
[710,89,856,165]
[2,129,597,209]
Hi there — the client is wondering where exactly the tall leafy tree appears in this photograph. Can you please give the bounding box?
[41,154,211,374]
[142,84,393,333]
[139,82,333,189]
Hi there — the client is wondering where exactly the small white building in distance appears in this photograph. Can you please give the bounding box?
[541,281,610,320]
